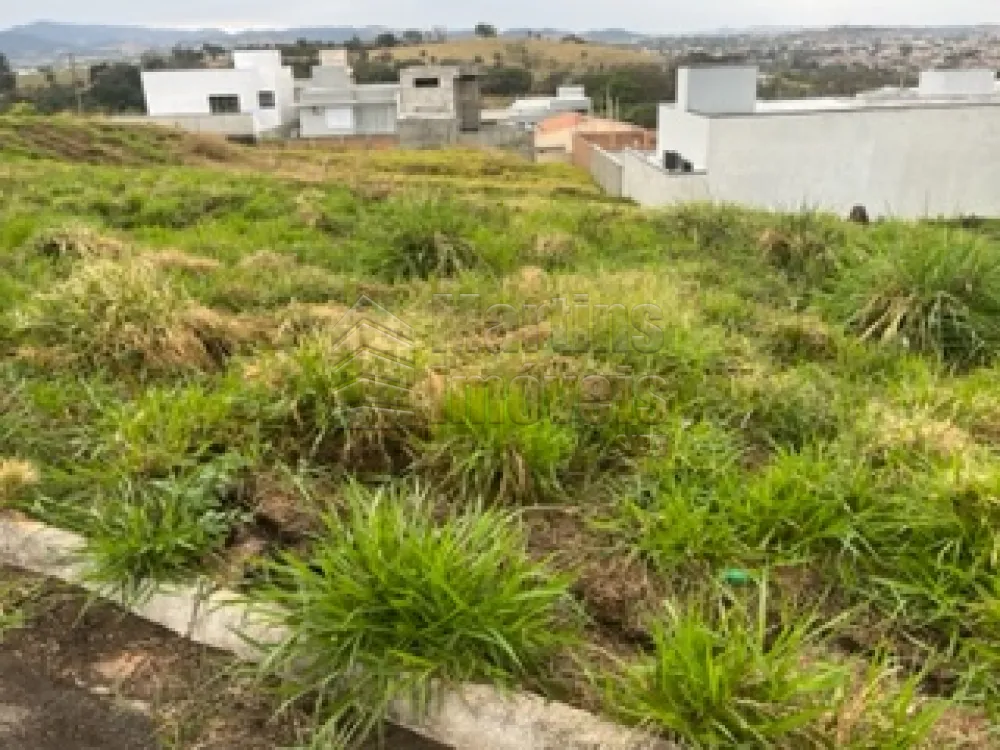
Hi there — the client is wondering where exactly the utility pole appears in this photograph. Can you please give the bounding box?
[67,53,83,114]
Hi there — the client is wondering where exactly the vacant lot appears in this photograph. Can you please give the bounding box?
[1,116,999,748]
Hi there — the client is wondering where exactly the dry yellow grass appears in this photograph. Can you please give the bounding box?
[0,459,40,504]
[373,38,662,73]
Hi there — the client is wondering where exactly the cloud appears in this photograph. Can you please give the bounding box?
[2,0,998,33]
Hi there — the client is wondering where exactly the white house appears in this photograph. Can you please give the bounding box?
[297,50,399,138]
[141,50,295,139]
[648,65,1000,218]
[491,86,593,131]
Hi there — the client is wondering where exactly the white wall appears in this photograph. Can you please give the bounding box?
[142,51,295,137]
[919,70,997,97]
[142,70,259,117]
[706,104,1000,218]
[656,105,711,170]
[253,64,295,133]
[589,146,623,197]
[617,150,710,206]
[677,66,758,115]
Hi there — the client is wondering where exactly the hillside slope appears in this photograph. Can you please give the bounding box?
[0,118,997,749]
[0,116,245,166]
[376,37,664,73]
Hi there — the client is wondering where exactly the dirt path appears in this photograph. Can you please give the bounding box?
[0,566,446,749]
[0,651,156,750]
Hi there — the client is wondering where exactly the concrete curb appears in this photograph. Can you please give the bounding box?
[0,517,673,750]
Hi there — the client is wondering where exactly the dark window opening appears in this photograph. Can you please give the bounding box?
[208,95,240,114]
[258,90,276,109]
[414,77,440,88]
[664,150,693,173]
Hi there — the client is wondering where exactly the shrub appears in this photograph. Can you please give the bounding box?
[606,588,842,747]
[252,482,579,746]
[829,229,1000,367]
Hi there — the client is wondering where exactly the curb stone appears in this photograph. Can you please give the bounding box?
[0,517,675,750]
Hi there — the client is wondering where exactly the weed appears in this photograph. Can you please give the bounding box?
[12,258,242,375]
[84,456,248,598]
[606,584,842,747]
[252,482,579,747]
[423,385,578,504]
[829,228,1000,367]
[828,658,945,749]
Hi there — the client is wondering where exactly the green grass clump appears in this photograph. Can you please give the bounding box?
[350,196,514,280]
[96,378,260,477]
[424,385,579,504]
[606,589,841,748]
[252,482,579,746]
[829,229,1000,367]
[84,457,247,598]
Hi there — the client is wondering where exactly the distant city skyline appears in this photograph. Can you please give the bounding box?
[2,1,999,35]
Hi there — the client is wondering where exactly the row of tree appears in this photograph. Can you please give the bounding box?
[0,52,145,114]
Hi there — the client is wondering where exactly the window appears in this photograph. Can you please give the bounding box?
[208,95,240,114]
[414,77,440,88]
[258,90,276,109]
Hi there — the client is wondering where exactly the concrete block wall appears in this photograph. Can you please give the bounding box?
[589,146,625,197]
[399,117,459,148]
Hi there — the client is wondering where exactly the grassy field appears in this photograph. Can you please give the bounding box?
[374,37,663,72]
[2,115,1000,748]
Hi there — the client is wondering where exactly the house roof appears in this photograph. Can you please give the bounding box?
[536,113,641,135]
[535,112,586,133]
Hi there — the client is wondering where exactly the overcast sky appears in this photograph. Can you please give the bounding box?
[2,0,999,33]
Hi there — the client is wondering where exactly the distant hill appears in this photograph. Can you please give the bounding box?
[0,21,654,65]
[0,21,392,64]
[4,20,1000,66]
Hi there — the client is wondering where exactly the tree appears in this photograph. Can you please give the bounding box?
[475,23,498,39]
[375,32,398,48]
[402,30,424,45]
[480,66,533,96]
[87,63,144,113]
[354,60,399,84]
[0,52,16,98]
[202,43,227,57]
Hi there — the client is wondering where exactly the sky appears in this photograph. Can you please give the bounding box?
[1,0,999,34]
